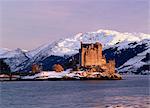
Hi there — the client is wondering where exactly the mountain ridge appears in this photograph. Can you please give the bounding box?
[0,29,150,74]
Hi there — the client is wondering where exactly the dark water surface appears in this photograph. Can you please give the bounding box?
[0,75,150,108]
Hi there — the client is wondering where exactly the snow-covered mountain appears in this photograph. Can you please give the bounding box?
[102,39,149,74]
[0,29,150,74]
[26,29,149,57]
[0,48,11,55]
[0,48,30,71]
[118,47,150,74]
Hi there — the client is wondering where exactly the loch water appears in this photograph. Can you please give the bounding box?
[1,75,149,108]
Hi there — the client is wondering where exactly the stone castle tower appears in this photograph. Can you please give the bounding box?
[79,42,116,74]
[79,42,106,67]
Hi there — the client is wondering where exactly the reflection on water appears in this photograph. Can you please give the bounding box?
[1,75,150,108]
[99,96,150,108]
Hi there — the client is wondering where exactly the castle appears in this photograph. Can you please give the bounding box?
[79,42,116,74]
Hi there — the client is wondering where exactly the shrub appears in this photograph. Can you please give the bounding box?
[52,64,64,72]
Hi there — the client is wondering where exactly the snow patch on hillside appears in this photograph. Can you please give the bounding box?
[0,48,11,55]
[22,70,71,79]
[0,48,26,58]
[118,49,150,73]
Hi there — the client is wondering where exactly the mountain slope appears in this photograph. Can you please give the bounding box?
[0,29,150,74]
[0,48,30,71]
[118,48,150,74]
[25,29,150,57]
[0,48,10,55]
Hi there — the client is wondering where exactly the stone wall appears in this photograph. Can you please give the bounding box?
[80,42,105,67]
[79,42,116,74]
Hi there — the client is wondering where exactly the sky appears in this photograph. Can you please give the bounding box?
[0,0,149,50]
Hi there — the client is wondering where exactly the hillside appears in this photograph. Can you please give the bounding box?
[0,29,150,74]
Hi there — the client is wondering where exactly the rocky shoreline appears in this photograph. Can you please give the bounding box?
[0,72,122,81]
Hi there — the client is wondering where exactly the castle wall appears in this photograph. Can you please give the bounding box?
[80,42,105,67]
[79,42,116,74]
[106,60,115,74]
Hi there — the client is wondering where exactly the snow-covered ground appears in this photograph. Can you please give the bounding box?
[22,70,70,79]
[21,69,122,80]
[22,70,90,80]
